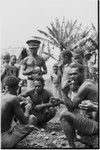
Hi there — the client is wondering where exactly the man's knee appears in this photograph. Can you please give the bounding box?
[49,107,56,116]
[60,111,75,124]
[28,115,37,126]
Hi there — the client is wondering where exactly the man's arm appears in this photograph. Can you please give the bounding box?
[12,97,30,124]
[72,82,98,109]
[41,59,47,75]
[22,63,33,76]
[19,88,33,98]
[1,67,6,80]
[62,92,74,111]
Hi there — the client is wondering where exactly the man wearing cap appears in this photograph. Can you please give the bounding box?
[22,39,47,88]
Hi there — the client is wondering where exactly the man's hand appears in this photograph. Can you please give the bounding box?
[25,103,32,114]
[50,97,63,106]
[79,100,97,112]
[34,104,43,111]
[32,67,41,74]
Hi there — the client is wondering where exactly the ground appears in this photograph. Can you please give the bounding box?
[15,79,94,148]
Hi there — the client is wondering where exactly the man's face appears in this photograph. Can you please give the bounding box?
[29,47,38,56]
[33,80,44,94]
[73,56,83,64]
[62,55,70,64]
[2,55,10,64]
[68,68,82,91]
[53,66,58,74]
[10,56,16,65]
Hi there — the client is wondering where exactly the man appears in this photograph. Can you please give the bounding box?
[51,63,62,99]
[58,49,72,91]
[22,39,47,88]
[9,55,19,78]
[60,63,98,148]
[19,76,56,127]
[72,48,90,79]
[1,76,38,148]
[1,52,11,92]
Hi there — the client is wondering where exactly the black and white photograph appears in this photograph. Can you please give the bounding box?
[0,0,99,149]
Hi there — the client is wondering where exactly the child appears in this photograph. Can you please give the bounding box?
[9,55,19,77]
[51,63,62,99]
[1,52,12,92]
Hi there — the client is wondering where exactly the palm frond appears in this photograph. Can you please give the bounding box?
[37,29,60,46]
[50,23,60,42]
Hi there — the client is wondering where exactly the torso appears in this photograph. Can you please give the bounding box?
[10,65,19,77]
[1,93,15,133]
[24,55,44,70]
[29,89,52,106]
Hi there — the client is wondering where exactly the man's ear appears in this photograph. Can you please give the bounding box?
[43,84,45,88]
[4,85,8,90]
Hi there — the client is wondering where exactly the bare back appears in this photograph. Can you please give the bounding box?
[1,94,16,133]
[1,93,28,133]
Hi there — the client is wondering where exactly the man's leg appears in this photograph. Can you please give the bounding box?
[1,115,38,148]
[60,111,98,148]
[36,108,56,127]
[60,111,76,148]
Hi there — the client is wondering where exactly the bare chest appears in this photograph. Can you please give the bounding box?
[26,57,43,68]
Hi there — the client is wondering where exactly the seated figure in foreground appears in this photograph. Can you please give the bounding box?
[60,63,98,148]
[1,76,38,148]
[19,76,57,127]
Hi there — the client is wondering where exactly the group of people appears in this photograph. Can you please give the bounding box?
[1,39,98,148]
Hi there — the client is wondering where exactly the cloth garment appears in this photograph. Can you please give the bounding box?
[1,123,35,148]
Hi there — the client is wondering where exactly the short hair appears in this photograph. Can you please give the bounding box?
[69,62,84,74]
[10,55,16,58]
[61,50,72,60]
[33,76,45,85]
[73,48,84,58]
[53,63,58,68]
[1,52,10,59]
[4,76,19,87]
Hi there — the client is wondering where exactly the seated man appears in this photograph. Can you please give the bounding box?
[1,76,38,148]
[60,63,98,148]
[19,76,56,127]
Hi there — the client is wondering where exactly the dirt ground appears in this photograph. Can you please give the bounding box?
[15,79,90,148]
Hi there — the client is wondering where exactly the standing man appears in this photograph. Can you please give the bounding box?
[51,63,62,99]
[22,40,47,88]
[57,49,72,95]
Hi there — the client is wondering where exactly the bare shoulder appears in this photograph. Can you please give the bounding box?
[23,56,29,64]
[81,79,96,88]
[44,89,53,97]
[6,94,19,104]
[38,55,45,62]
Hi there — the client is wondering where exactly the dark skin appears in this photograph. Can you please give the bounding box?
[19,80,62,112]
[61,67,83,111]
[10,56,19,77]
[19,80,58,126]
[1,55,10,80]
[60,67,98,148]
[22,47,47,77]
[1,86,32,133]
[19,80,51,110]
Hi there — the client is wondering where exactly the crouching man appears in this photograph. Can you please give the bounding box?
[60,63,98,148]
[1,76,38,148]
[19,77,56,127]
